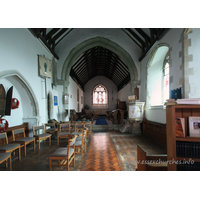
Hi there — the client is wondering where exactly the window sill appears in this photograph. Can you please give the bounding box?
[149,105,165,110]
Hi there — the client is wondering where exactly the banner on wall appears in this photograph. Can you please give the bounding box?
[38,55,52,79]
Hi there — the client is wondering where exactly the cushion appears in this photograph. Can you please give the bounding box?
[58,132,70,136]
[15,137,35,143]
[0,143,20,151]
[0,152,11,162]
[50,148,74,158]
[34,133,51,138]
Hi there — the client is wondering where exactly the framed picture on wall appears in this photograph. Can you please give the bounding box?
[128,102,145,121]
[38,55,52,79]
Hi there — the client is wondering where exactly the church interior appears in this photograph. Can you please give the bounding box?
[1,28,200,172]
[1,27,200,190]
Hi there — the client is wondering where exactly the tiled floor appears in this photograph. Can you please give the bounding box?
[0,130,166,171]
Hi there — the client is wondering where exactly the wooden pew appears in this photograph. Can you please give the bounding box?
[137,144,168,171]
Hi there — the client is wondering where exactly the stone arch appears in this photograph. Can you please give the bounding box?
[61,37,139,95]
[0,70,40,124]
[147,43,170,68]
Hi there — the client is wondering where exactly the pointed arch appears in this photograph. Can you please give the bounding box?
[60,37,139,95]
[0,70,40,122]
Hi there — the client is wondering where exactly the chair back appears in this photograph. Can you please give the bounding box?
[70,121,76,133]
[85,121,91,130]
[33,125,45,136]
[59,122,71,133]
[68,136,77,151]
[45,123,55,131]
[75,121,85,132]
[12,128,25,140]
[0,132,8,145]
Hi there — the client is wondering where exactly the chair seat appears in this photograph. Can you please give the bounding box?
[0,143,20,151]
[58,132,70,136]
[76,136,82,140]
[0,152,11,162]
[34,133,52,138]
[15,137,35,143]
[50,148,74,158]
[70,140,82,147]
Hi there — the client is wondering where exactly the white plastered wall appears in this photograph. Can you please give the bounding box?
[0,28,59,126]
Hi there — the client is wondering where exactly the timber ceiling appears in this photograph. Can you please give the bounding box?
[29,28,169,91]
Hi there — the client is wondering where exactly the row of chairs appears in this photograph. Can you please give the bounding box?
[0,121,92,171]
[49,121,92,170]
[49,128,88,171]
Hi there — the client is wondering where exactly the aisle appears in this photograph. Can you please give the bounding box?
[79,132,122,171]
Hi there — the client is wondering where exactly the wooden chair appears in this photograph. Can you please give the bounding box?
[137,144,168,171]
[70,121,76,133]
[85,121,92,138]
[45,123,58,138]
[0,132,21,160]
[76,128,88,153]
[49,136,77,171]
[72,129,87,161]
[0,152,12,171]
[57,122,71,146]
[12,128,35,156]
[32,125,52,150]
[75,121,85,132]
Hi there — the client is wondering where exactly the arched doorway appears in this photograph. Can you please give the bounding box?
[0,70,39,128]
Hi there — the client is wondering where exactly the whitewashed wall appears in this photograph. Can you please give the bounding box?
[0,28,58,127]
[68,76,84,113]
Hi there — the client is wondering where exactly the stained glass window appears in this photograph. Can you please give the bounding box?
[93,85,107,104]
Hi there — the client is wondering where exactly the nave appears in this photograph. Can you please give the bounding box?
[0,130,166,171]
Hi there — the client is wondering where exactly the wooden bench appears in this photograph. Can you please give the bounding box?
[137,144,168,171]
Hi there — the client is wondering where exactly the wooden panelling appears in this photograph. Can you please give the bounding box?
[142,119,166,147]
